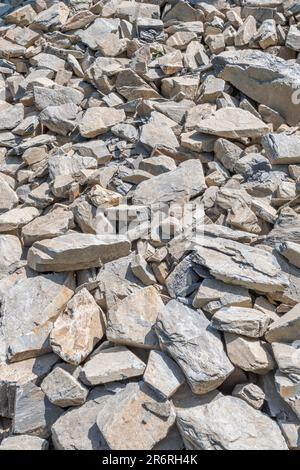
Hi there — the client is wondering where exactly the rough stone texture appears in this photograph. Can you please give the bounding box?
[0,435,49,450]
[156,300,234,395]
[41,366,88,407]
[265,303,300,343]
[144,350,185,399]
[211,306,271,338]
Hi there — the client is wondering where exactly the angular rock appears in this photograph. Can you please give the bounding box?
[41,366,88,408]
[0,435,49,450]
[232,383,265,410]
[80,107,126,138]
[262,133,300,165]
[265,303,300,343]
[144,350,185,399]
[211,306,271,338]
[22,207,74,246]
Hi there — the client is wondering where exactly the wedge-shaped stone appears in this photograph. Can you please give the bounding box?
[106,286,165,349]
[176,395,288,450]
[0,207,40,233]
[51,288,106,365]
[262,134,300,165]
[22,207,74,246]
[27,233,131,272]
[40,103,78,136]
[232,383,265,410]
[51,385,122,450]
[277,241,300,269]
[211,307,271,338]
[77,18,119,50]
[265,303,300,343]
[80,345,146,386]
[144,350,185,399]
[225,333,275,374]
[80,107,126,138]
[133,160,206,206]
[1,272,74,362]
[156,300,234,395]
[96,382,176,450]
[116,69,160,100]
[0,102,24,131]
[41,366,88,407]
[12,382,63,438]
[192,237,289,293]
[33,86,83,111]
[32,2,69,31]
[275,371,300,420]
[213,49,300,126]
[0,176,18,213]
[197,108,269,139]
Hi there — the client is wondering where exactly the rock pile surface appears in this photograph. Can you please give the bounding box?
[0,0,300,451]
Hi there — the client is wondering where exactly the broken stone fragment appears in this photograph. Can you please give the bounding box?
[27,233,131,272]
[156,300,234,395]
[0,206,40,233]
[0,234,23,278]
[265,303,300,343]
[0,435,49,450]
[41,366,88,408]
[1,272,74,362]
[275,371,300,420]
[131,254,156,286]
[96,382,176,450]
[176,395,288,450]
[80,107,126,138]
[193,279,251,314]
[107,286,165,349]
[22,207,74,246]
[143,350,185,399]
[272,342,300,376]
[232,383,265,410]
[277,241,300,269]
[50,288,106,365]
[80,345,146,386]
[211,306,271,338]
[262,133,300,165]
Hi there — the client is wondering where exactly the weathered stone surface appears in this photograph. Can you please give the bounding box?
[0,207,40,233]
[193,279,251,314]
[27,233,131,272]
[107,286,165,349]
[96,382,176,450]
[156,300,234,395]
[80,345,145,386]
[51,288,105,365]
[232,383,265,410]
[262,134,300,165]
[277,242,300,269]
[0,234,22,278]
[41,366,88,407]
[80,107,126,138]
[0,272,74,362]
[213,49,300,126]
[12,382,63,438]
[176,395,288,450]
[211,306,271,338]
[22,207,74,246]
[272,342,300,376]
[0,435,49,450]
[225,333,275,374]
[144,350,185,399]
[192,237,289,293]
[265,303,300,343]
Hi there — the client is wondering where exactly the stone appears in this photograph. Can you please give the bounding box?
[32,2,70,31]
[262,133,300,165]
[197,108,269,139]
[12,382,63,438]
[265,303,300,343]
[107,286,165,349]
[156,300,234,395]
[80,107,126,138]
[0,234,22,278]
[0,272,74,362]
[27,233,131,272]
[277,241,300,269]
[22,207,74,246]
[213,49,300,126]
[140,122,179,151]
[225,333,275,374]
[232,383,265,410]
[0,207,40,233]
[235,15,257,46]
[33,86,83,111]
[50,288,106,365]
[0,435,49,450]
[272,342,300,376]
[0,102,24,131]
[192,237,289,293]
[131,254,156,286]
[211,306,271,338]
[0,176,18,213]
[193,279,251,314]
[96,382,176,450]
[144,350,185,399]
[41,366,88,407]
[40,104,78,136]
[176,395,288,450]
[133,160,206,206]
[286,25,300,51]
[80,345,145,386]
[275,372,300,420]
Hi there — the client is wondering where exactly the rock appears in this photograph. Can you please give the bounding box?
[96,382,176,450]
[193,278,251,314]
[0,272,74,362]
[27,233,131,272]
[22,207,74,246]
[0,435,49,450]
[225,333,275,374]
[12,382,63,438]
[176,395,288,450]
[272,342,300,375]
[51,385,122,450]
[197,108,269,139]
[192,237,289,293]
[32,2,70,31]
[40,104,78,136]
[133,160,206,206]
[232,383,265,410]
[275,372,300,420]
[131,254,156,286]
[51,288,106,365]
[106,286,165,349]
[0,207,40,233]
[0,175,18,213]
[262,133,300,165]
[80,107,126,138]
[156,300,234,394]
[33,86,83,111]
[286,25,300,51]
[41,366,88,408]
[0,234,22,277]
[0,102,24,131]
[213,49,300,126]
[80,345,145,386]
[140,122,179,151]
[211,306,271,338]
[144,350,185,399]
[277,242,300,269]
[235,16,257,46]
[265,303,300,343]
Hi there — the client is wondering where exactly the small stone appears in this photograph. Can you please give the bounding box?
[262,133,300,164]
[80,345,146,386]
[0,435,49,450]
[131,254,156,286]
[211,306,271,338]
[272,342,300,375]
[41,366,88,407]
[144,350,185,399]
[232,383,265,410]
[0,207,40,233]
[265,303,300,343]
[80,107,126,138]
